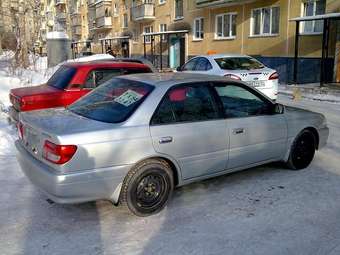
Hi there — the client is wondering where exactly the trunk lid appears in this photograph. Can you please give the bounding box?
[226,67,274,88]
[10,84,61,98]
[18,108,116,169]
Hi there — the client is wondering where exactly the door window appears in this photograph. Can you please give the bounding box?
[84,69,122,89]
[195,58,212,71]
[181,58,198,71]
[152,84,219,125]
[213,84,272,118]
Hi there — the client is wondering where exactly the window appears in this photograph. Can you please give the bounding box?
[175,0,183,19]
[214,57,264,70]
[215,13,237,39]
[132,28,139,42]
[195,58,212,71]
[144,25,153,43]
[151,84,219,125]
[159,24,167,42]
[181,58,198,71]
[122,13,128,28]
[251,7,280,36]
[193,17,204,40]
[69,78,154,123]
[302,0,325,33]
[213,84,272,118]
[47,66,77,89]
[113,3,118,16]
[84,69,122,89]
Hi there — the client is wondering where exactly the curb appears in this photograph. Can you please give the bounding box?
[278,90,340,104]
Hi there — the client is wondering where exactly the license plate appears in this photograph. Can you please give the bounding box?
[24,126,40,154]
[247,81,265,87]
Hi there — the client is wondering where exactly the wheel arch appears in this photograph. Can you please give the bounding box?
[304,126,320,150]
[133,155,182,187]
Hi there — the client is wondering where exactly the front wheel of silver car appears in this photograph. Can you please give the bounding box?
[120,159,174,217]
[286,130,316,170]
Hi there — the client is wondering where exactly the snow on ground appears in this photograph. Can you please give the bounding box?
[1,51,340,254]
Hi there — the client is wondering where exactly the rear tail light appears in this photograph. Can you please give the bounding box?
[17,122,24,140]
[224,74,241,80]
[269,72,279,80]
[43,140,77,165]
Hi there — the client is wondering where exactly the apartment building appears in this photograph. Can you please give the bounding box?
[78,0,338,83]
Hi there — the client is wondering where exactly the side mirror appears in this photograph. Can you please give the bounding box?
[274,103,284,114]
[176,66,182,72]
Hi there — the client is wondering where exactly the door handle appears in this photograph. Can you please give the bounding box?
[232,128,245,135]
[159,136,173,144]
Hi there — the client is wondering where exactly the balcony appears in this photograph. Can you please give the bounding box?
[95,16,112,29]
[72,26,82,35]
[71,13,82,26]
[55,0,66,6]
[56,12,67,21]
[131,3,155,22]
[196,0,255,8]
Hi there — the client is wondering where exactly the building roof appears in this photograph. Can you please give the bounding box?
[290,12,340,22]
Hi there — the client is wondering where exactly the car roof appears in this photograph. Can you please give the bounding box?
[118,72,231,86]
[195,54,252,60]
[63,61,150,69]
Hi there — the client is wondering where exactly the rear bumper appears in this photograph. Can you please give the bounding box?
[318,126,329,149]
[15,140,131,204]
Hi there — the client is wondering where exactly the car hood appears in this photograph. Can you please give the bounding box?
[19,108,114,136]
[10,84,61,98]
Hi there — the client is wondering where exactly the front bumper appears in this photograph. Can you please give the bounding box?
[15,140,130,204]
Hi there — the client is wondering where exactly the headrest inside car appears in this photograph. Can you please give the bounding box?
[169,88,188,102]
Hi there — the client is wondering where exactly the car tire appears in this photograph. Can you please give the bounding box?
[120,159,174,217]
[286,129,316,170]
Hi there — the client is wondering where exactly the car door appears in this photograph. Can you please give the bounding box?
[150,83,229,180]
[212,82,287,169]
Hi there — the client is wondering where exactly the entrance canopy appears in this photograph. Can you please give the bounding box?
[290,12,340,86]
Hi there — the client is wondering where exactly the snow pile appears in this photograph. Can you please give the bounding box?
[0,112,16,156]
[68,54,115,63]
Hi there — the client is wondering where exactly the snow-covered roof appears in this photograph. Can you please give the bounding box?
[290,12,340,22]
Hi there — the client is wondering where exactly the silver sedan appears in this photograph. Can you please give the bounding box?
[15,73,329,216]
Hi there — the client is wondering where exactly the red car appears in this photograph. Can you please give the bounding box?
[9,61,152,121]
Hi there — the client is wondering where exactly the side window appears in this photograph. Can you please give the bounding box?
[182,58,197,71]
[84,69,122,89]
[195,58,212,71]
[213,84,272,118]
[152,84,219,125]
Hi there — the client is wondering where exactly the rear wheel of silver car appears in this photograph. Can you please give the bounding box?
[120,159,174,217]
[287,130,316,170]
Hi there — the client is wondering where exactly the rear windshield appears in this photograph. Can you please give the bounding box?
[68,78,154,123]
[215,57,264,70]
[47,65,77,89]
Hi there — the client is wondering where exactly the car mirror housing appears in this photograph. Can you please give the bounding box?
[176,66,182,72]
[274,103,284,114]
